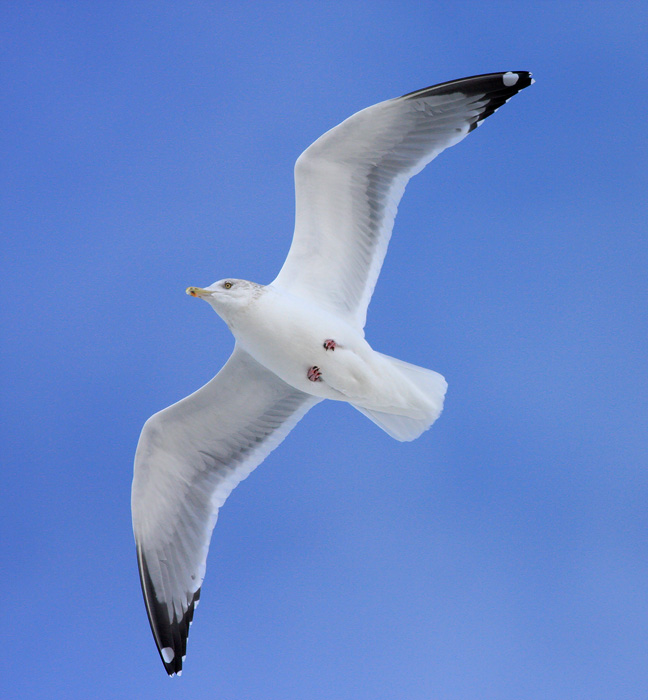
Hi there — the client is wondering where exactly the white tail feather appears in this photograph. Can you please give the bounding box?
[352,353,447,441]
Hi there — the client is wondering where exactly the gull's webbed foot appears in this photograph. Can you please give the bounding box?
[323,339,337,351]
[307,366,322,382]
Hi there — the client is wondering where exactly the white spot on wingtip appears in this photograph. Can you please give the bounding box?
[177,670,182,677]
[502,72,519,87]
[161,646,175,663]
[194,599,200,609]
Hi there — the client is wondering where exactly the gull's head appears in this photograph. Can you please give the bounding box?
[186,278,263,322]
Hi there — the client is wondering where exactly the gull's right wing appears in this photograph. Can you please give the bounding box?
[132,345,321,675]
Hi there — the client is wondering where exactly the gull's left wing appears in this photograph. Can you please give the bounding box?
[132,345,321,675]
[273,72,533,329]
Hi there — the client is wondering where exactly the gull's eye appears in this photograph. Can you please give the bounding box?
[223,281,233,289]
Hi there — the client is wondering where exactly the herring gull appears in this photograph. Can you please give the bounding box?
[132,71,533,675]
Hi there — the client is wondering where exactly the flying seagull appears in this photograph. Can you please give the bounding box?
[132,71,533,675]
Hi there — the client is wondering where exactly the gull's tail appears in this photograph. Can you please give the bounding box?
[352,353,447,442]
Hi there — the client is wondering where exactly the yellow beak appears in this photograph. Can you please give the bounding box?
[186,286,212,298]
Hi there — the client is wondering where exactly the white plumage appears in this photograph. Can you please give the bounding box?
[132,71,533,675]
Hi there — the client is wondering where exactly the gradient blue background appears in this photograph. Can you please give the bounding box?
[2,2,647,698]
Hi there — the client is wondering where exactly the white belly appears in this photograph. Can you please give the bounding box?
[231,288,368,399]
[229,287,431,415]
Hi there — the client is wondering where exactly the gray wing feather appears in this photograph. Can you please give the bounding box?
[132,345,321,675]
[273,72,533,328]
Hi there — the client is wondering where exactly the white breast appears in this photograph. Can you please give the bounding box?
[229,286,370,399]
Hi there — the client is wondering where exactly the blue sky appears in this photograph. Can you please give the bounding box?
[2,2,647,698]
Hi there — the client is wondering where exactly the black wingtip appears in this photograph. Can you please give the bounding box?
[401,71,533,99]
[136,545,201,677]
[401,71,533,131]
